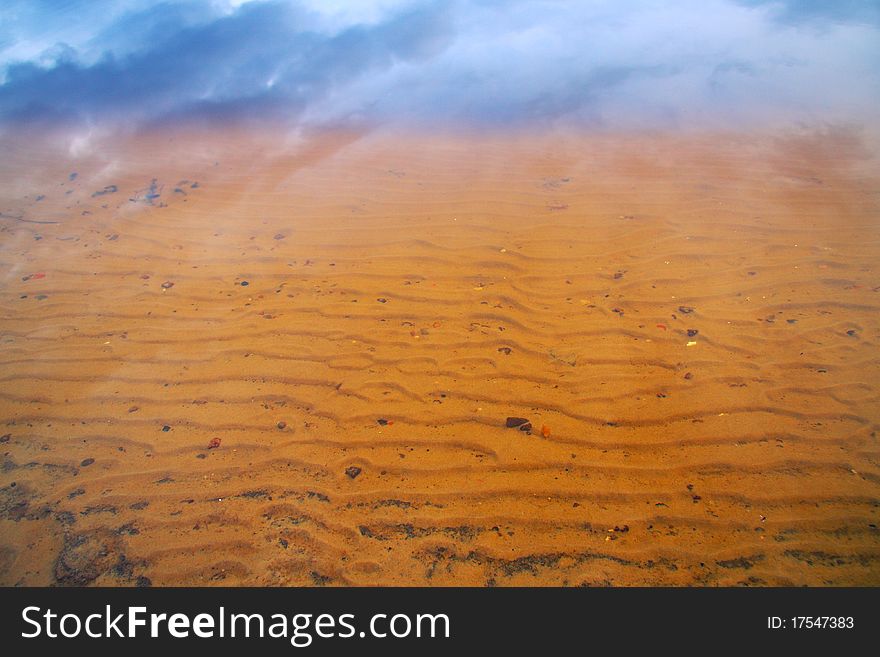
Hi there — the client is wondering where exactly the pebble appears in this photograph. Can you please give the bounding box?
[345,466,362,479]
[687,329,698,337]
[80,458,95,467]
[161,425,171,432]
[505,417,530,428]
[678,306,695,314]
[240,281,249,286]
[161,281,174,289]
[276,421,287,430]
[207,437,222,449]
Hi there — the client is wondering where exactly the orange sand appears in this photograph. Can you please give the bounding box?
[1,125,878,586]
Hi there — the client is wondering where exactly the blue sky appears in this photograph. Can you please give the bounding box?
[0,0,878,130]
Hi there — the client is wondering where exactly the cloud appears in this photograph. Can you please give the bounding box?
[735,0,880,27]
[0,1,453,126]
[0,0,877,131]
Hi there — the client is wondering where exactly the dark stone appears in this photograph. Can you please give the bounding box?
[80,458,95,467]
[377,418,389,426]
[505,417,530,428]
[345,466,362,479]
[116,523,139,536]
[310,571,332,586]
[276,421,287,430]
[160,281,174,289]
[716,555,763,570]
[161,425,170,432]
[678,306,695,314]
[687,329,698,337]
[91,185,117,197]
[53,529,121,586]
[240,281,249,286]
[238,490,269,499]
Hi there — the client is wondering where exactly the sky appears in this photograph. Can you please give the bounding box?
[0,0,878,131]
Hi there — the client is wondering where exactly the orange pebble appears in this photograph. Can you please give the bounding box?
[656,323,667,330]
[541,424,551,438]
[207,437,222,449]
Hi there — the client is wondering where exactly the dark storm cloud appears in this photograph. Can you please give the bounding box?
[0,0,877,129]
[0,0,454,125]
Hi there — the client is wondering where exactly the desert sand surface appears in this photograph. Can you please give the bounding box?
[1,124,879,586]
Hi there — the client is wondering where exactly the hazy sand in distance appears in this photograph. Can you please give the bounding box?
[1,125,879,586]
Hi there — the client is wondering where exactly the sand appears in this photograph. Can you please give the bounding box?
[1,124,878,586]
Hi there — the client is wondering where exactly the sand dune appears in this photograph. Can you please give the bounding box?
[1,125,878,586]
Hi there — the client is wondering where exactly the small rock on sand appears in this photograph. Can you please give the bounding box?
[345,466,362,479]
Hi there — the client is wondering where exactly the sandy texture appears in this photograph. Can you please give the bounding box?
[1,125,879,586]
